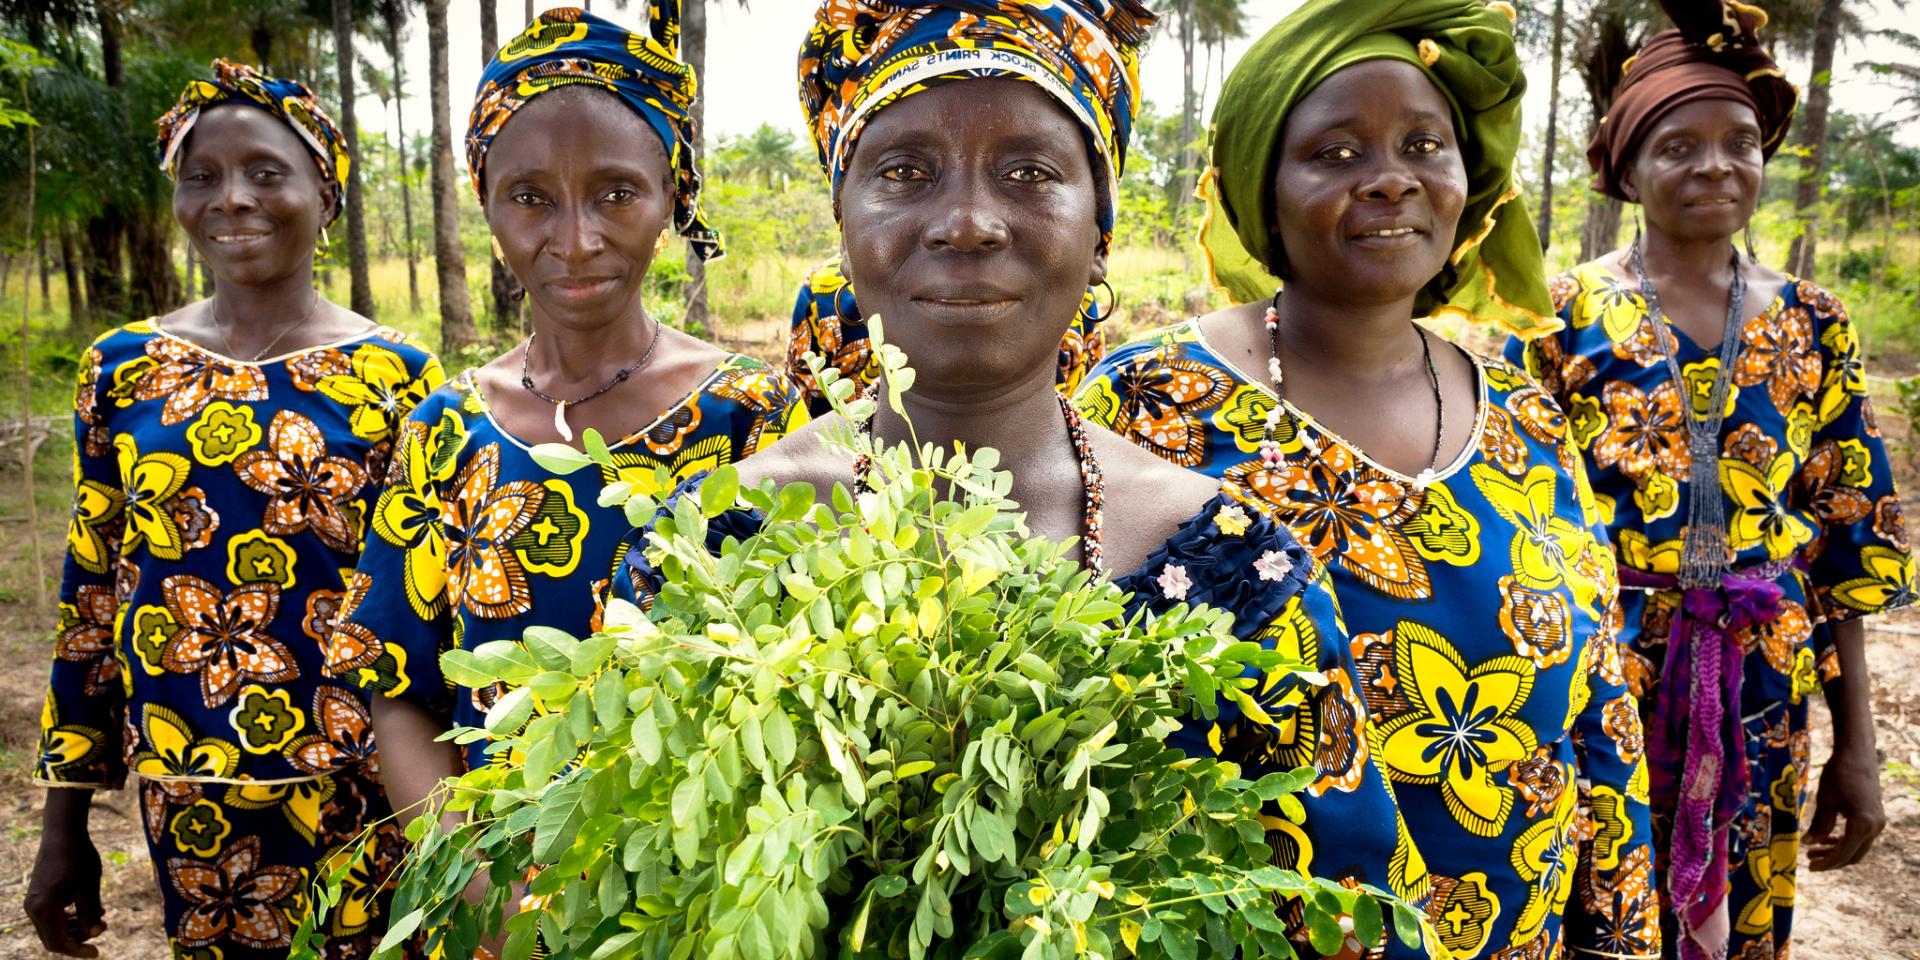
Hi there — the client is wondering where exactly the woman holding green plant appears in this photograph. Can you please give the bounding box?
[25,60,444,959]
[324,5,805,827]
[1506,0,1909,956]
[1076,0,1658,956]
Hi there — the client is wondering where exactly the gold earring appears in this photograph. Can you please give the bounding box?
[654,229,670,257]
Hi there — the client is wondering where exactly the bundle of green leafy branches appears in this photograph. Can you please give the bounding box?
[341,337,1425,960]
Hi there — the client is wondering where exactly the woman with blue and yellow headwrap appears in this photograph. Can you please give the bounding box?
[326,4,805,837]
[612,2,1441,954]
[1076,0,1659,956]
[25,59,443,959]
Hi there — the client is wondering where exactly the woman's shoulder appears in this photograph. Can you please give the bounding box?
[1110,485,1319,637]
[1778,273,1850,323]
[1087,317,1206,371]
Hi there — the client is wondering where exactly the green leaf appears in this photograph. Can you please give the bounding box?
[529,443,594,475]
[765,708,796,767]
[374,908,424,955]
[895,760,936,780]
[533,781,586,861]
[701,467,741,518]
[593,670,627,729]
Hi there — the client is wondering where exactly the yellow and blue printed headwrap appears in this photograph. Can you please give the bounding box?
[156,60,351,226]
[467,4,723,261]
[797,0,1156,253]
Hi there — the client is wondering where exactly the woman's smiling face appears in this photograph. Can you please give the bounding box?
[1268,59,1466,309]
[836,78,1106,398]
[172,104,334,287]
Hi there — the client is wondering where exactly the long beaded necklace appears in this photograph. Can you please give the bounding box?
[857,390,1107,573]
[519,317,663,442]
[213,290,322,362]
[1258,289,1447,490]
[1629,237,1747,589]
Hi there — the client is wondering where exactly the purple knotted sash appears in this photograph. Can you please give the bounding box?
[1619,559,1796,960]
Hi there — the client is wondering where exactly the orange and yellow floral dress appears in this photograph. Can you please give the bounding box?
[1508,265,1914,960]
[326,357,805,773]
[1078,321,1659,959]
[39,319,443,958]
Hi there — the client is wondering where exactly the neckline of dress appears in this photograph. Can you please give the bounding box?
[1181,317,1492,487]
[1585,261,1795,355]
[464,359,735,456]
[149,318,389,366]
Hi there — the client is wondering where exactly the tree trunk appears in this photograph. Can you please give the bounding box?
[38,234,51,305]
[1582,194,1624,263]
[17,71,48,612]
[1784,0,1843,277]
[385,1,422,316]
[184,244,195,305]
[480,0,521,337]
[426,0,479,350]
[1536,0,1566,249]
[82,213,126,322]
[98,0,123,87]
[1576,7,1635,262]
[1177,5,1197,223]
[682,0,713,338]
[334,0,376,318]
[124,207,183,317]
[60,223,87,337]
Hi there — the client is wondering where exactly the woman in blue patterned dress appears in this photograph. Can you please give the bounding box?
[1506,1,1909,956]
[25,61,444,959]
[619,1,1455,955]
[325,5,804,832]
[1075,1,1658,956]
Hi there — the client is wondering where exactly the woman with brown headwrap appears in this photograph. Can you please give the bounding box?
[1506,1,1909,957]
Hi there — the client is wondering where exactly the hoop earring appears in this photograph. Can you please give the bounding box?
[1092,279,1119,320]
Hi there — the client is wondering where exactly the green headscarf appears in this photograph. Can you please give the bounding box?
[1197,0,1556,337]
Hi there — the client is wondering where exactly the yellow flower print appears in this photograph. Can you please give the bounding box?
[1259,813,1314,876]
[608,434,733,500]
[1572,276,1643,343]
[1213,503,1252,537]
[424,409,468,482]
[1835,438,1873,487]
[1789,646,1818,705]
[1405,477,1483,567]
[1375,621,1539,837]
[1593,491,1616,527]
[1679,357,1739,419]
[185,401,262,466]
[131,703,241,780]
[1388,809,1432,903]
[1585,784,1634,871]
[1426,872,1500,959]
[225,530,297,588]
[1496,576,1573,670]
[115,433,201,560]
[1615,529,1681,575]
[1628,755,1650,804]
[1733,836,1797,936]
[129,603,180,676]
[1827,545,1917,615]
[371,429,449,621]
[1508,789,1578,943]
[230,776,336,845]
[169,799,232,857]
[1720,453,1815,560]
[1770,760,1801,813]
[36,692,104,781]
[1210,384,1281,454]
[316,345,443,442]
[1472,464,1602,615]
[511,479,592,578]
[227,684,307,755]
[67,476,125,576]
[1632,471,1679,522]
[1785,402,1815,461]
[1566,393,1607,450]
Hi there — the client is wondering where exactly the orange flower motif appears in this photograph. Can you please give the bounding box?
[234,409,369,552]
[167,835,304,949]
[160,574,296,708]
[1736,305,1820,413]
[1092,351,1234,468]
[1594,380,1686,481]
[1504,384,1568,446]
[444,444,546,620]
[1478,407,1530,477]
[1226,439,1430,600]
[55,585,121,697]
[133,336,269,426]
[1796,439,1873,527]
[285,687,376,774]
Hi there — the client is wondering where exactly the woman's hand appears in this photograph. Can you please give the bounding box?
[24,789,106,958]
[1807,740,1886,870]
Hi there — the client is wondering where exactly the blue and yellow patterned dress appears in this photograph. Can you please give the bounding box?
[1508,266,1915,959]
[39,319,443,958]
[1077,322,1659,960]
[616,476,1447,957]
[327,356,805,771]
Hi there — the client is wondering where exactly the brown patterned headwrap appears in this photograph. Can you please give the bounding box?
[1587,0,1797,201]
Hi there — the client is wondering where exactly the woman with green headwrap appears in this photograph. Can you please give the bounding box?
[1075,0,1657,957]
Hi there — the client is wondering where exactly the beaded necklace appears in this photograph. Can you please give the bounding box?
[519,318,664,442]
[857,391,1106,573]
[1258,289,1447,490]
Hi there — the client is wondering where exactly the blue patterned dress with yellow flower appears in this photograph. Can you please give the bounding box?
[1077,322,1660,960]
[39,319,443,958]
[327,356,805,772]
[1507,266,1914,959]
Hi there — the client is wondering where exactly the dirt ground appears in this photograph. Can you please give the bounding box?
[0,327,1915,958]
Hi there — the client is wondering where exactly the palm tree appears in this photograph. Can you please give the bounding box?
[425,0,477,348]
[682,0,752,339]
[1781,0,1847,274]
[377,0,421,315]
[730,123,801,191]
[332,0,375,318]
[1574,0,1653,261]
[1534,0,1568,248]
